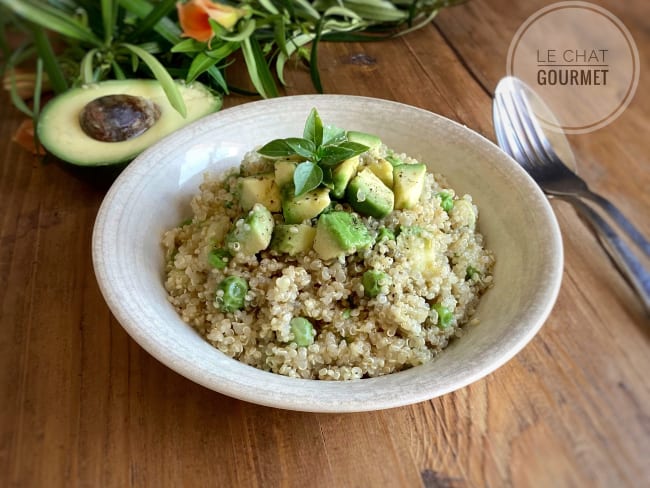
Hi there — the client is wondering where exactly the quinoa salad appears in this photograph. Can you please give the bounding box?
[163,110,494,380]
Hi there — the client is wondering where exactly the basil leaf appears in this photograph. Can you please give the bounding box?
[321,166,335,189]
[322,124,346,145]
[258,139,295,158]
[317,141,369,167]
[285,138,316,159]
[303,108,323,146]
[337,141,370,154]
[293,162,323,197]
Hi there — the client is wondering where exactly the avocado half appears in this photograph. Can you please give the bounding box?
[37,79,222,166]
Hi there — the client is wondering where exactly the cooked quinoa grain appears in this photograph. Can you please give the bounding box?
[162,146,494,380]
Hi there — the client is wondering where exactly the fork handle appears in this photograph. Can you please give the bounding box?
[579,190,650,258]
[560,194,650,315]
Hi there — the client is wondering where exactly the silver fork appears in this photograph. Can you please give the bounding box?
[493,76,650,313]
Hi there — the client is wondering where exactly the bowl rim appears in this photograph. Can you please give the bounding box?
[92,94,563,412]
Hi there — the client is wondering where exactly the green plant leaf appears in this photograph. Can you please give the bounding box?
[2,0,102,46]
[303,108,323,146]
[118,0,181,44]
[30,24,68,93]
[275,33,314,85]
[112,60,126,80]
[171,38,205,53]
[130,0,176,38]
[293,161,323,197]
[186,52,218,83]
[80,48,98,84]
[309,15,325,93]
[217,18,255,42]
[101,0,114,43]
[31,56,44,153]
[343,0,408,22]
[122,43,187,117]
[321,166,335,189]
[257,139,295,158]
[285,137,316,159]
[318,141,369,167]
[241,36,278,98]
[322,125,346,145]
[8,68,34,117]
[294,0,320,21]
[257,0,279,14]
[207,65,229,93]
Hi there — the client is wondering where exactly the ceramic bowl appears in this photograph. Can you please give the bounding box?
[92,95,563,412]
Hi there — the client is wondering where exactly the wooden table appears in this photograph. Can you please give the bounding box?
[2,1,648,486]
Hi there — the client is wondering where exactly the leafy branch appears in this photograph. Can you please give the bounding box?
[0,0,469,116]
[258,108,368,196]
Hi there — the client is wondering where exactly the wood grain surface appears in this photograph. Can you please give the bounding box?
[1,1,649,487]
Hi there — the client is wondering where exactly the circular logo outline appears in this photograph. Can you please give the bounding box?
[506,1,640,134]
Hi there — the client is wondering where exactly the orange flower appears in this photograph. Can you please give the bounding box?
[177,0,245,42]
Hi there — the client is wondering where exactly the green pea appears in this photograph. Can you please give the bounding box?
[208,248,230,269]
[376,227,396,243]
[432,303,453,328]
[216,276,248,313]
[438,191,454,212]
[465,265,479,280]
[290,317,315,346]
[362,270,389,298]
[179,218,193,227]
[342,309,352,319]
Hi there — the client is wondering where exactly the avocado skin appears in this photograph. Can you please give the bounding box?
[37,79,222,167]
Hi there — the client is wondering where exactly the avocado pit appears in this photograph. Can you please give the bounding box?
[79,94,161,142]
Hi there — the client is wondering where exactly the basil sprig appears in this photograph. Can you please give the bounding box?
[258,108,369,197]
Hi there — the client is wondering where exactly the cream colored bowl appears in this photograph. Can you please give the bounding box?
[92,95,563,412]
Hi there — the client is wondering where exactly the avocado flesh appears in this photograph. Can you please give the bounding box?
[393,163,426,209]
[37,79,222,166]
[270,224,316,256]
[313,211,373,260]
[282,187,331,224]
[239,174,281,212]
[346,130,382,150]
[274,160,297,189]
[227,204,274,255]
[331,155,360,199]
[368,158,394,187]
[346,168,394,218]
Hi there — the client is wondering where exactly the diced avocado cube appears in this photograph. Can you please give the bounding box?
[313,211,373,260]
[450,199,476,229]
[226,204,274,255]
[239,173,281,212]
[368,158,394,187]
[331,155,360,199]
[346,167,394,218]
[346,130,382,150]
[270,223,316,256]
[274,159,297,189]
[393,163,426,209]
[396,226,443,279]
[282,187,331,224]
